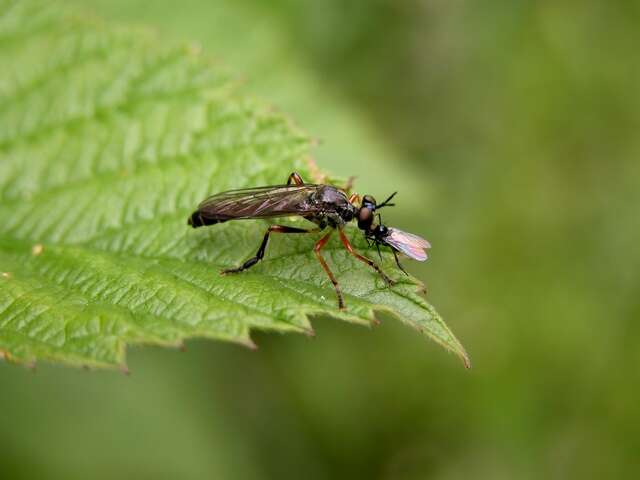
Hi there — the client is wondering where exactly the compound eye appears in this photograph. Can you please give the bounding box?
[358,207,372,223]
[357,207,373,230]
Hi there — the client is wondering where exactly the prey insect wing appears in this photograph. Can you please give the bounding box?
[383,228,431,261]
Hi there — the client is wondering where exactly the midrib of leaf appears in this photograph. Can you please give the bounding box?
[0,0,469,370]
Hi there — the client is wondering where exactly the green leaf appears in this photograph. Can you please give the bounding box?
[0,0,469,370]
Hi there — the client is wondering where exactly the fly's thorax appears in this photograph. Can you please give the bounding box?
[366,224,388,242]
[310,185,356,225]
[311,185,348,205]
[306,212,344,229]
[339,203,357,223]
[306,215,328,229]
[376,224,389,237]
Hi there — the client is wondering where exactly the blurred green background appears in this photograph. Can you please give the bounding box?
[2,1,639,478]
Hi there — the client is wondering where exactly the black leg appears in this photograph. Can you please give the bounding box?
[221,225,315,274]
[393,250,409,276]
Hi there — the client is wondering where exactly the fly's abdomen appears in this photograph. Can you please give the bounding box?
[188,183,324,228]
[187,210,230,228]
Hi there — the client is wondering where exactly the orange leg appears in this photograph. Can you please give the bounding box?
[348,192,360,205]
[339,229,395,286]
[314,230,345,309]
[287,172,305,186]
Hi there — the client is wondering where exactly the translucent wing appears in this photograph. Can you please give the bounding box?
[383,228,431,261]
[189,184,322,226]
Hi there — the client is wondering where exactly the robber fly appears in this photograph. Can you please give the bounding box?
[188,172,430,309]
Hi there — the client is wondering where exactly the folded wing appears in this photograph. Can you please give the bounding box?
[189,184,322,227]
[384,228,431,261]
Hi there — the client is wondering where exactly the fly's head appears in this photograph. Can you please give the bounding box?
[353,191,430,271]
[355,191,397,233]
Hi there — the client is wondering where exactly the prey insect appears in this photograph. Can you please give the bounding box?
[188,172,430,309]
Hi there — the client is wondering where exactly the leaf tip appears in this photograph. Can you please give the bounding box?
[443,334,471,369]
[461,351,472,369]
[448,333,471,369]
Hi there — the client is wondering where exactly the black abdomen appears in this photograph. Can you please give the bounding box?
[188,211,229,228]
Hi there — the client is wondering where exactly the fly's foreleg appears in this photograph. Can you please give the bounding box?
[221,225,315,274]
[286,172,305,186]
[338,229,395,286]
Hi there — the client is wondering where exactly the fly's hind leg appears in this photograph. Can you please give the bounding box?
[221,225,316,274]
[287,172,305,186]
[338,229,395,286]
